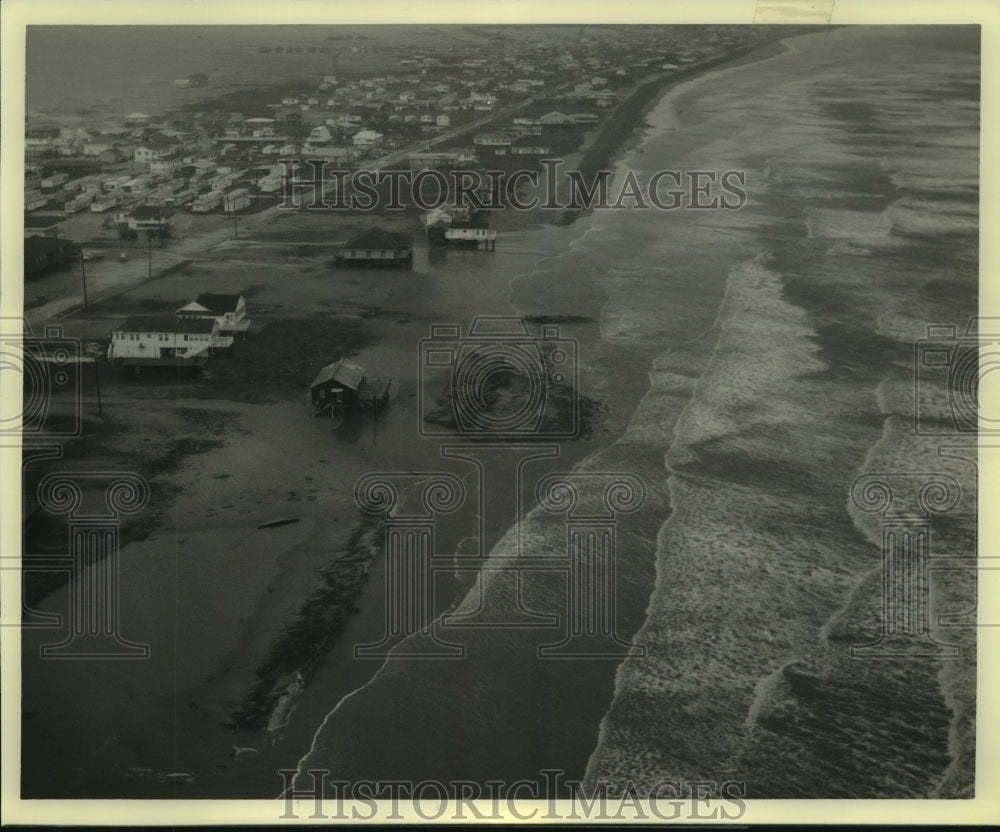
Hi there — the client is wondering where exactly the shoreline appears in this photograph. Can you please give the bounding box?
[285,34,813,795]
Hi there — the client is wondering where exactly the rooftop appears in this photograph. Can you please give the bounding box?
[310,358,367,391]
[341,227,412,251]
[120,316,216,334]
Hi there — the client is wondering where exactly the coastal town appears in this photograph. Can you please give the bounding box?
[23,26,790,306]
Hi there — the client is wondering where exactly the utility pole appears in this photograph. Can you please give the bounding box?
[147,230,153,279]
[79,249,88,309]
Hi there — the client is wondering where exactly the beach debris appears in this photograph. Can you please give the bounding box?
[257,517,300,530]
[126,766,194,784]
[267,671,305,734]
[231,745,260,760]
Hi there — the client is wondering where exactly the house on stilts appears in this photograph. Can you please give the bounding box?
[309,358,391,419]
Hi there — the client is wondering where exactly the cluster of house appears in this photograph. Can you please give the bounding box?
[107,293,250,366]
[472,110,602,156]
[24,132,294,218]
[24,27,782,224]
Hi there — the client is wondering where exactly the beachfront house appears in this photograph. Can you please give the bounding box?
[107,315,231,366]
[334,227,413,269]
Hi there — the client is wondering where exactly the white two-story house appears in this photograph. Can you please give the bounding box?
[107,315,222,365]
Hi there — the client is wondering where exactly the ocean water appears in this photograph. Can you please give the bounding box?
[293,25,979,797]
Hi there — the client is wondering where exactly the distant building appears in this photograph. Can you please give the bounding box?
[308,125,333,144]
[538,111,574,125]
[220,188,251,213]
[407,150,475,171]
[473,132,514,147]
[124,112,151,126]
[334,227,412,269]
[24,235,78,278]
[183,159,218,178]
[81,141,113,158]
[443,220,495,248]
[300,146,356,165]
[190,191,223,213]
[149,157,181,177]
[352,129,383,149]
[135,133,182,164]
[114,204,173,233]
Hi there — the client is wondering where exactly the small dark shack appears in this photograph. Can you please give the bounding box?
[309,358,391,418]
